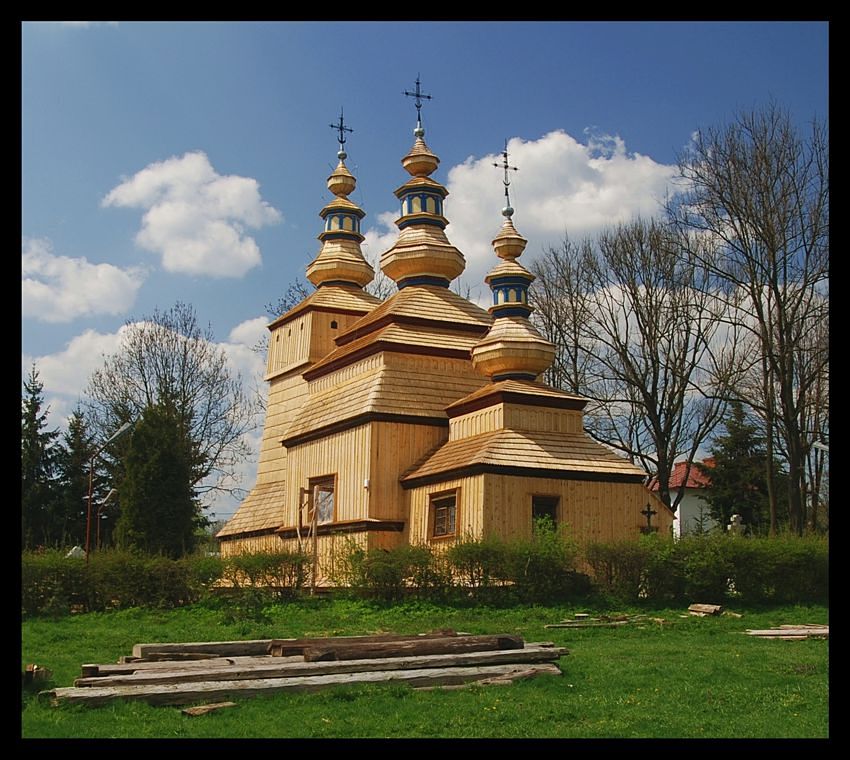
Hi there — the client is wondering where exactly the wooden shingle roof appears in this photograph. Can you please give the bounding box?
[268,285,382,329]
[283,361,489,446]
[401,429,647,487]
[216,481,289,537]
[446,378,589,416]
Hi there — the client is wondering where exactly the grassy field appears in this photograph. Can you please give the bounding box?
[21,598,828,739]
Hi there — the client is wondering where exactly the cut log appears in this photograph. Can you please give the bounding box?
[268,630,460,657]
[181,702,237,716]
[688,604,724,616]
[132,640,272,659]
[302,634,523,662]
[49,662,563,706]
[73,645,566,688]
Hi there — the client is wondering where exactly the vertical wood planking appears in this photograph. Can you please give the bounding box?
[285,425,372,525]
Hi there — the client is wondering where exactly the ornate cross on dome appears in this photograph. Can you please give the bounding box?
[493,139,519,216]
[329,108,353,158]
[403,74,432,130]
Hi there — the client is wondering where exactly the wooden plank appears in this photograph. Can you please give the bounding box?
[132,640,273,659]
[73,645,567,688]
[688,604,724,616]
[268,630,459,657]
[82,655,294,679]
[415,664,562,691]
[48,663,563,707]
[302,635,523,662]
[137,652,225,662]
[746,627,828,638]
[181,702,237,717]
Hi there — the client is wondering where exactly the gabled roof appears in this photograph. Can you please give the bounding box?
[649,457,715,491]
[268,285,382,329]
[216,481,288,537]
[401,429,647,487]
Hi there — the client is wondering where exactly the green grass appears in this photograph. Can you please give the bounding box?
[21,598,828,738]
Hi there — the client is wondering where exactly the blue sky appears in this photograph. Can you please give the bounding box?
[21,21,829,519]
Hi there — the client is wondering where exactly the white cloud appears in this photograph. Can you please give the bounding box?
[228,316,268,348]
[22,237,146,323]
[363,129,678,290]
[102,151,282,278]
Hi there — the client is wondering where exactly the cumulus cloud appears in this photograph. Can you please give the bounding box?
[363,129,678,289]
[22,237,146,323]
[102,151,282,278]
[228,316,268,348]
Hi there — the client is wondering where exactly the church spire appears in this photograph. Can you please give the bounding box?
[471,141,555,381]
[380,77,466,288]
[305,109,374,289]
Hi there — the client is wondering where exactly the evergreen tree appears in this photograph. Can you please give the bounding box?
[55,408,100,548]
[116,398,198,558]
[697,401,785,534]
[21,365,60,548]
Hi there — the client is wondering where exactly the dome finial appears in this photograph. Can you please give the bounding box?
[403,74,432,137]
[329,107,353,161]
[493,138,518,218]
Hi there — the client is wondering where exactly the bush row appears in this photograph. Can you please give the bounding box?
[585,533,829,604]
[20,549,305,618]
[22,531,828,616]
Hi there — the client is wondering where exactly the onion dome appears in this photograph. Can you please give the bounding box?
[471,143,555,381]
[380,77,466,288]
[305,111,374,289]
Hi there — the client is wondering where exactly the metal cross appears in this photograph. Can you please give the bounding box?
[641,503,658,530]
[403,74,432,127]
[329,108,353,151]
[493,139,519,208]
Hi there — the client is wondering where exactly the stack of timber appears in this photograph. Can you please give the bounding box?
[544,613,646,629]
[44,632,567,707]
[745,624,829,641]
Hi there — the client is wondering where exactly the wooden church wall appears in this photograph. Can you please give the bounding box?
[407,475,487,546]
[285,424,373,526]
[369,421,448,522]
[485,474,673,542]
[219,532,284,558]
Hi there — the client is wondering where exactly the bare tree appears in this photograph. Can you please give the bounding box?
[672,103,829,534]
[531,220,738,512]
[86,302,257,502]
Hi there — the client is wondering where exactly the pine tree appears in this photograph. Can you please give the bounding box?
[697,401,785,534]
[116,398,198,558]
[55,408,99,548]
[21,365,60,548]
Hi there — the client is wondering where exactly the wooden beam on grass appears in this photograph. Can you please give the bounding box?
[73,645,567,688]
[48,662,563,707]
[302,634,523,662]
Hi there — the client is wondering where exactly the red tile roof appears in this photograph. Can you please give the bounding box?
[650,457,714,491]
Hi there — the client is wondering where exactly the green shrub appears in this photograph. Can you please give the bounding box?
[21,549,225,617]
[504,519,587,602]
[445,534,510,589]
[222,550,308,598]
[584,538,652,602]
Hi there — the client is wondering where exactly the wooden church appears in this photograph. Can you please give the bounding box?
[217,89,671,575]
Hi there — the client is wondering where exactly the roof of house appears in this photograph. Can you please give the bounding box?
[216,480,289,537]
[649,457,715,491]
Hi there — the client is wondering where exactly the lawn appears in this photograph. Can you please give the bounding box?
[21,598,828,739]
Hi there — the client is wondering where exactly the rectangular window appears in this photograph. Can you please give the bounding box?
[532,495,559,530]
[431,492,457,538]
[310,475,336,525]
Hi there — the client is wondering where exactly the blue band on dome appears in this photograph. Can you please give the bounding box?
[397,217,447,230]
[489,275,532,287]
[490,306,533,318]
[318,280,361,288]
[492,372,538,382]
[397,275,451,289]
